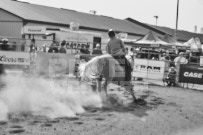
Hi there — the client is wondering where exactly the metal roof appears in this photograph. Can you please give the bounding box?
[150,25,203,43]
[0,0,153,36]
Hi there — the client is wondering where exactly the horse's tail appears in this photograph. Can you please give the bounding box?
[78,61,87,81]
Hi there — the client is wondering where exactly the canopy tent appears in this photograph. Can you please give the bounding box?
[127,31,172,49]
[183,37,202,52]
[135,31,168,45]
[161,34,183,46]
[161,34,188,50]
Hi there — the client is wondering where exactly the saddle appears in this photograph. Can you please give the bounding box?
[112,55,132,81]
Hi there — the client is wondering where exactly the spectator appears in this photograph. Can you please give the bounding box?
[173,52,188,84]
[174,52,188,67]
[59,40,67,53]
[92,43,102,56]
[48,42,58,53]
[165,66,177,86]
[42,44,47,52]
[1,38,9,51]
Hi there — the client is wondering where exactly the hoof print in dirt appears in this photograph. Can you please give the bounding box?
[57,117,79,121]
[10,125,23,129]
[41,123,52,127]
[150,97,164,105]
[135,98,147,105]
[8,129,25,134]
[95,118,105,121]
[101,107,111,111]
[48,119,60,123]
[0,121,7,125]
[73,121,83,125]
[89,109,98,113]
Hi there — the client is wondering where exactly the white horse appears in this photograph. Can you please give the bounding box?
[78,54,138,102]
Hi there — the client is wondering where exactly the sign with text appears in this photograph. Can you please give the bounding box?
[23,26,46,34]
[179,64,203,84]
[36,53,76,76]
[0,51,30,65]
[200,56,203,66]
[132,58,167,80]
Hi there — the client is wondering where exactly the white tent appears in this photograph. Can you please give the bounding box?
[183,37,202,52]
[135,31,168,45]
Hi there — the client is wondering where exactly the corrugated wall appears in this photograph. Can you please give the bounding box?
[0,9,23,51]
[0,9,23,38]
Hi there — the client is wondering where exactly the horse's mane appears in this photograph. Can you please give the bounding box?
[79,54,133,81]
[79,54,114,81]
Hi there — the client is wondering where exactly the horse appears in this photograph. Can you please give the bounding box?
[78,54,138,103]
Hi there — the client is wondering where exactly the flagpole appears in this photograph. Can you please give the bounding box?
[175,0,179,41]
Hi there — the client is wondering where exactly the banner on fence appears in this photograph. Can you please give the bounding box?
[179,64,203,84]
[0,51,30,65]
[36,53,76,76]
[132,58,167,80]
[200,56,203,66]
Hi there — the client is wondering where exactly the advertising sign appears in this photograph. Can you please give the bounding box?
[132,58,166,80]
[0,51,30,65]
[179,64,203,84]
[23,26,46,34]
[36,53,76,76]
[200,56,203,66]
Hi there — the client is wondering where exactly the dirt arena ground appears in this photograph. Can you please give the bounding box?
[1,75,203,135]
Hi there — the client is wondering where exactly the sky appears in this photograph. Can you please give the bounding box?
[19,0,203,33]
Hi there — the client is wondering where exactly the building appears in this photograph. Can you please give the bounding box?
[0,0,203,51]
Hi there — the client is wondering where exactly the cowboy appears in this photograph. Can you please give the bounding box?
[106,29,132,81]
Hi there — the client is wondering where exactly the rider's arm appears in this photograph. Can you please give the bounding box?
[120,39,125,49]
[120,39,125,52]
[106,43,110,54]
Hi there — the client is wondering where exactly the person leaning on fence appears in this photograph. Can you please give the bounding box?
[164,66,177,86]
[173,52,188,84]
[174,52,188,67]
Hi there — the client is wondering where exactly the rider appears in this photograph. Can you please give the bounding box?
[106,29,132,81]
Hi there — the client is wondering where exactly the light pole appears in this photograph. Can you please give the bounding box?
[175,0,179,41]
[154,16,158,26]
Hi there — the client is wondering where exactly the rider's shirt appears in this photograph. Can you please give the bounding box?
[107,37,125,55]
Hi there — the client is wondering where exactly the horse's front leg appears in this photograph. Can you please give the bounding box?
[123,81,137,102]
[103,79,112,97]
[96,78,102,93]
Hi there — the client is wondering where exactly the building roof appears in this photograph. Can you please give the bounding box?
[1,0,202,42]
[150,25,203,43]
[0,0,154,36]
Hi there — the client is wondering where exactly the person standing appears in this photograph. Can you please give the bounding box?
[106,29,132,81]
[48,42,59,53]
[59,40,67,53]
[1,38,9,51]
[173,52,188,84]
[174,52,188,67]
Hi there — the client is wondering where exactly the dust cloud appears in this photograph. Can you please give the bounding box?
[0,74,102,121]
